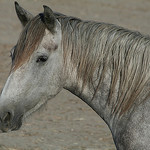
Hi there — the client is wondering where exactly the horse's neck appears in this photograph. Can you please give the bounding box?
[64,67,150,148]
[64,66,115,129]
[61,18,150,149]
[61,22,116,129]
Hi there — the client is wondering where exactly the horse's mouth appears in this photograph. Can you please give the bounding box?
[0,114,23,133]
[0,123,22,133]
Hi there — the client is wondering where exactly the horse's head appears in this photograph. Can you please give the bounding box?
[0,2,64,132]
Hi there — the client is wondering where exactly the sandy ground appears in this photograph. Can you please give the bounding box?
[0,0,150,149]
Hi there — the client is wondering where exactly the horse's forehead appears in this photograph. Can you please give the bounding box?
[42,29,54,43]
[40,29,56,50]
[41,28,61,51]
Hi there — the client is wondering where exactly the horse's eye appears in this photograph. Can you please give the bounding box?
[36,56,48,63]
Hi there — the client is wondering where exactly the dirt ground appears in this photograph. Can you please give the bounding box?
[0,0,150,149]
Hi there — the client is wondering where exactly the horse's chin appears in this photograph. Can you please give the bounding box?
[11,120,23,132]
[23,98,48,120]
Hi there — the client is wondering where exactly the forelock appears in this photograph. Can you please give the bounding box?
[12,14,46,71]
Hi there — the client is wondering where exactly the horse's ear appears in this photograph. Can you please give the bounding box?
[15,1,33,27]
[43,5,56,34]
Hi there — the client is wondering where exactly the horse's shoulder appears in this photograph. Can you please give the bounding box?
[114,99,150,149]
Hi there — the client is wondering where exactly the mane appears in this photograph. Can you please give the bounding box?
[55,13,150,116]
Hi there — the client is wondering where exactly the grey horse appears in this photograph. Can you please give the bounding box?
[0,2,150,150]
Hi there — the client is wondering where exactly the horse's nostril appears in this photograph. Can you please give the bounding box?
[2,112,12,126]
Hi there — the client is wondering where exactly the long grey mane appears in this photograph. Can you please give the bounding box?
[55,12,150,116]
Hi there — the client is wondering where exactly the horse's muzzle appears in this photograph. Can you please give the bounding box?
[0,110,23,132]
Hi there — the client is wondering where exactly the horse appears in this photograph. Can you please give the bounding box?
[0,1,150,150]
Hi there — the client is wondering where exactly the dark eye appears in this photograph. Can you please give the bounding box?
[36,55,48,63]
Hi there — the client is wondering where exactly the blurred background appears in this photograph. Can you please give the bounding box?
[0,0,150,149]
